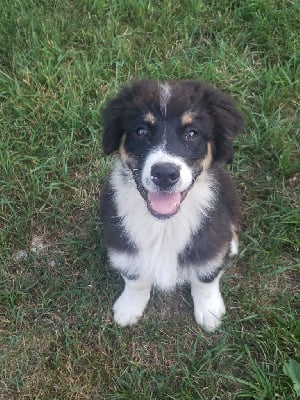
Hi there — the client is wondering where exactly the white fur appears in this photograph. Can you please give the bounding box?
[190,272,225,332]
[159,82,171,117]
[230,236,239,257]
[141,148,193,193]
[109,158,216,290]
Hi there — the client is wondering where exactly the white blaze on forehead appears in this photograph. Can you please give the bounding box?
[158,82,171,117]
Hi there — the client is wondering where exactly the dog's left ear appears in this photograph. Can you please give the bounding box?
[102,92,127,155]
[209,90,243,163]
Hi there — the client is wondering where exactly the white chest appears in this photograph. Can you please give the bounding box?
[108,160,216,290]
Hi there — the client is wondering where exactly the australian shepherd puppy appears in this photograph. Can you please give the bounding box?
[100,79,243,332]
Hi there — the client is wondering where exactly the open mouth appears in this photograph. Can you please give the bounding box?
[147,190,188,219]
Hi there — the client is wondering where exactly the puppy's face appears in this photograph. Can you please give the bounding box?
[102,80,242,218]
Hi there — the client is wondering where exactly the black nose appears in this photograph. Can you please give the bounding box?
[150,163,180,189]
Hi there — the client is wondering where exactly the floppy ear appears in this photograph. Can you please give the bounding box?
[102,92,127,155]
[209,90,243,163]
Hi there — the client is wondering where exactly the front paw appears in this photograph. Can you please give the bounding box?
[113,291,149,327]
[194,296,225,332]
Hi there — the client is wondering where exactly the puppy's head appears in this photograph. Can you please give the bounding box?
[102,80,243,219]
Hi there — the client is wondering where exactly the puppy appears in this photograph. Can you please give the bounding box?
[100,79,243,332]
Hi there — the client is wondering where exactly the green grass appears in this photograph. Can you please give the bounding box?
[0,0,299,398]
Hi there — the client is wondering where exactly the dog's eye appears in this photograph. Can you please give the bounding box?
[184,130,199,141]
[136,127,148,138]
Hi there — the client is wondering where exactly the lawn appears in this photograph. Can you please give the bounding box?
[0,0,299,399]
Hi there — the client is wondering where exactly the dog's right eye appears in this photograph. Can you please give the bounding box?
[184,129,199,141]
[136,128,148,138]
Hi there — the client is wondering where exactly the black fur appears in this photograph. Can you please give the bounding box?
[178,167,239,267]
[100,180,137,254]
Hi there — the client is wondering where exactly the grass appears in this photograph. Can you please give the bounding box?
[0,0,299,398]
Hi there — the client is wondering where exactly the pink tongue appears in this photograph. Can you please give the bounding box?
[148,192,181,215]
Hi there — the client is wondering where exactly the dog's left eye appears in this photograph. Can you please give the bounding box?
[184,130,199,141]
[136,128,148,138]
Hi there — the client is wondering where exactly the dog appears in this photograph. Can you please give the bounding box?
[100,79,243,332]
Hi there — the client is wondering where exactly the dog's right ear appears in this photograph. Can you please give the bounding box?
[102,92,127,155]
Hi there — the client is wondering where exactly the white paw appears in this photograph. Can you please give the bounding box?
[113,289,149,327]
[194,296,226,332]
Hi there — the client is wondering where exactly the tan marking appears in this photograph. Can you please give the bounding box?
[119,134,135,166]
[144,112,156,125]
[231,224,239,240]
[230,223,239,257]
[181,111,196,126]
[201,142,213,171]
